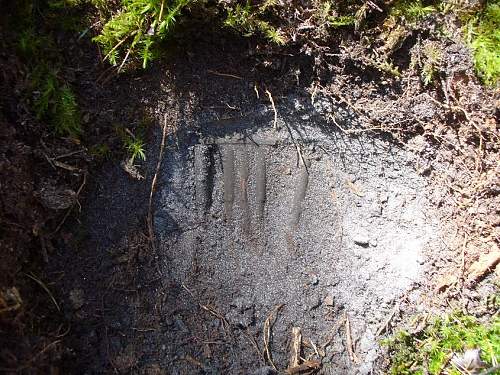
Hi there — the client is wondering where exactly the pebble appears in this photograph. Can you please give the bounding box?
[323,294,334,307]
[354,235,370,247]
[310,274,319,286]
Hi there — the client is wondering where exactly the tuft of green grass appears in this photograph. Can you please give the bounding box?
[384,312,500,375]
[93,0,193,70]
[466,1,500,86]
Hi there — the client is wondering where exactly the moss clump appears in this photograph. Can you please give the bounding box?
[93,0,193,70]
[224,1,285,44]
[16,14,82,138]
[384,312,500,375]
[466,1,500,86]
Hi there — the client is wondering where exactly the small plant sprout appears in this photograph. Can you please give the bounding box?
[125,134,146,164]
[421,41,443,86]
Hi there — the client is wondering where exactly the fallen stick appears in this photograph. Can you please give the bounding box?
[148,114,169,252]
[289,326,302,369]
[345,314,360,364]
[265,89,278,130]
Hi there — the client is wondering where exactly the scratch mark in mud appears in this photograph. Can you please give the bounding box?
[223,147,235,222]
[287,159,311,252]
[289,160,310,231]
[239,149,250,235]
[194,145,214,218]
[255,147,267,224]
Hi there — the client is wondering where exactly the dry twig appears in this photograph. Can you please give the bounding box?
[207,70,243,80]
[265,89,278,130]
[345,314,360,364]
[289,326,302,368]
[263,303,285,371]
[148,114,169,252]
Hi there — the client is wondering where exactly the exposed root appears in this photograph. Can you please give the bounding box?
[23,273,60,312]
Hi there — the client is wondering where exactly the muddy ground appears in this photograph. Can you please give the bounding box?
[1,9,498,375]
[55,100,448,374]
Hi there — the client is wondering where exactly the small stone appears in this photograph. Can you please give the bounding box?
[354,235,370,247]
[323,294,334,307]
[369,239,378,247]
[310,274,319,286]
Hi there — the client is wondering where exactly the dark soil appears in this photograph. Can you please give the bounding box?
[1,7,498,375]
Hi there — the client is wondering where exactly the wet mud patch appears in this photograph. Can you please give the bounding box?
[148,104,443,374]
[51,99,447,374]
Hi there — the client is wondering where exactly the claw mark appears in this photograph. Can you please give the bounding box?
[239,149,250,235]
[289,159,311,231]
[223,147,235,221]
[255,147,267,223]
[194,145,214,218]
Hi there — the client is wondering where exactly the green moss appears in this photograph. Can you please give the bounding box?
[384,312,500,374]
[466,1,500,86]
[328,15,356,28]
[224,1,285,44]
[421,41,443,85]
[93,0,193,70]
[14,9,82,138]
[390,0,437,23]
